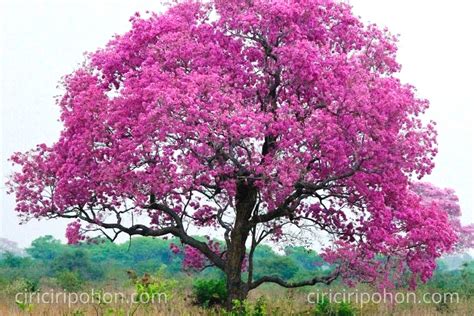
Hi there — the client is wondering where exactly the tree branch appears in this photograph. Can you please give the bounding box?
[58,201,226,270]
[250,270,340,290]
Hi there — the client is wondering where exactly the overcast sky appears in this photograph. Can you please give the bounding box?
[1,0,473,247]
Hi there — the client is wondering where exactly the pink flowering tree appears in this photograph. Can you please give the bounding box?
[7,0,472,306]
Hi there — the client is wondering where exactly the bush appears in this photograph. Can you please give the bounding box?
[56,270,84,292]
[314,297,356,316]
[314,297,336,316]
[131,270,177,304]
[337,302,356,316]
[2,278,40,296]
[52,249,103,280]
[192,278,227,307]
[227,297,267,316]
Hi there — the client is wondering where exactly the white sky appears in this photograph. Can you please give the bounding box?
[1,0,473,247]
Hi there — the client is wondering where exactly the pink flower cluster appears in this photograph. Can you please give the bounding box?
[171,238,223,271]
[65,221,84,244]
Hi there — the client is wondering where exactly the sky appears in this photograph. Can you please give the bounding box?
[1,0,473,248]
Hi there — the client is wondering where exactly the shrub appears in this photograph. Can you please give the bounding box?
[56,270,84,292]
[337,302,356,316]
[133,272,176,304]
[126,269,177,315]
[2,278,40,296]
[192,278,227,307]
[253,296,267,316]
[228,297,268,316]
[314,297,336,316]
[314,297,356,316]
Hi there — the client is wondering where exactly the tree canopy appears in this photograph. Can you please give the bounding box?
[7,0,472,304]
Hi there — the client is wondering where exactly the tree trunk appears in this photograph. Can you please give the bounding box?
[225,182,256,310]
[226,276,248,310]
[226,234,249,309]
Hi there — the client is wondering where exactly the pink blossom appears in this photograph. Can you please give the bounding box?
[65,221,84,244]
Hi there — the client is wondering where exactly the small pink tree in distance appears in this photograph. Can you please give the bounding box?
[7,0,473,306]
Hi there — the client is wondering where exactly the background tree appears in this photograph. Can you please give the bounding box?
[7,0,472,307]
[26,235,63,262]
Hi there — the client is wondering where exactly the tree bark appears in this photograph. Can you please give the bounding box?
[225,182,256,310]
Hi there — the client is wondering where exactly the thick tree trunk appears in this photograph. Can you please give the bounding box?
[225,182,256,310]
[226,277,248,310]
[226,232,249,309]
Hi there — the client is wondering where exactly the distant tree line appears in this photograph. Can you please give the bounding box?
[0,235,472,297]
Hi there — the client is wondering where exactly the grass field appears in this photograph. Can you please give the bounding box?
[1,284,473,316]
